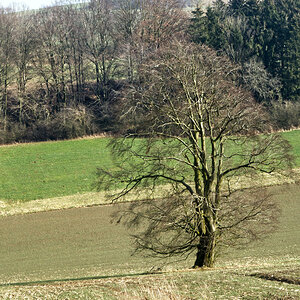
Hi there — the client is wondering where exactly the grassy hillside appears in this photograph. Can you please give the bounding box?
[0,130,299,203]
[284,129,300,166]
[0,184,299,298]
[0,138,112,201]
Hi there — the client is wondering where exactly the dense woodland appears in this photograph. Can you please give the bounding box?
[0,0,299,143]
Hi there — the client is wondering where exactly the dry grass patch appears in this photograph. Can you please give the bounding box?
[1,266,299,300]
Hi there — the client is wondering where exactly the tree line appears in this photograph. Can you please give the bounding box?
[0,0,299,144]
[190,0,300,128]
[0,0,187,143]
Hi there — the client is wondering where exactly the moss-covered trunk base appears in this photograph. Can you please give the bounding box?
[193,233,216,268]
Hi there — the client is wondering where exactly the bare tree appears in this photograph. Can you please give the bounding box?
[14,9,36,126]
[0,7,16,131]
[241,58,282,103]
[115,0,187,82]
[136,0,187,54]
[97,40,293,268]
[81,0,119,102]
[114,0,141,83]
[32,4,72,113]
[62,2,86,103]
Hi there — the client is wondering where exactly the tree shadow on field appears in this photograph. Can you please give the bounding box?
[0,271,161,287]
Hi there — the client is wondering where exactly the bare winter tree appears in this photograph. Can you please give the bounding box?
[0,7,16,131]
[114,0,187,83]
[14,8,36,126]
[81,0,119,102]
[114,0,141,83]
[61,2,86,103]
[135,0,187,53]
[32,3,75,113]
[97,40,293,268]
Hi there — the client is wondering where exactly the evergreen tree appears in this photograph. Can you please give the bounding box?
[228,0,246,15]
[260,0,300,100]
[190,1,226,50]
[189,0,300,102]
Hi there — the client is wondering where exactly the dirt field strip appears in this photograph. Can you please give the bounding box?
[0,184,299,287]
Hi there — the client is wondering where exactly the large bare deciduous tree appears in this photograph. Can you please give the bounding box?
[97,41,292,268]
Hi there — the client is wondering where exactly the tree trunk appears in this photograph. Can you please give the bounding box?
[193,231,216,268]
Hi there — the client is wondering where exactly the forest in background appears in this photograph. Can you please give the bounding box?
[0,0,299,144]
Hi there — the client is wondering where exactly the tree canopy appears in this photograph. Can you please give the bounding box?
[97,40,293,267]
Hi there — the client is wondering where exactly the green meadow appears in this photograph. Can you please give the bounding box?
[0,138,112,202]
[285,129,300,166]
[0,130,299,203]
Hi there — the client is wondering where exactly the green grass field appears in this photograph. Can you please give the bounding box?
[0,130,299,203]
[0,138,113,202]
[284,129,300,166]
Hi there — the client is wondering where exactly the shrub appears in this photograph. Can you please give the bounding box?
[0,105,99,144]
[269,102,300,130]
